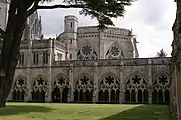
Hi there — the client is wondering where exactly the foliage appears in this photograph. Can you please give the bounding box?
[156,49,167,57]
[0,0,135,107]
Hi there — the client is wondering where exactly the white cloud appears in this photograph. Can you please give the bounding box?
[38,0,177,58]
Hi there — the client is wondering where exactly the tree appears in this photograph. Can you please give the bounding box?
[156,49,167,57]
[0,0,135,107]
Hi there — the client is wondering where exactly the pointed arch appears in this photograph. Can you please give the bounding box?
[124,72,148,104]
[153,72,171,89]
[32,74,48,92]
[52,73,69,91]
[77,41,97,60]
[99,72,120,85]
[13,75,27,91]
[124,71,148,85]
[74,73,94,91]
[152,72,171,104]
[12,75,27,101]
[105,41,124,59]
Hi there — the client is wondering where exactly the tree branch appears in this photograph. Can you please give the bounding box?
[0,28,5,39]
[27,0,40,17]
[37,4,85,9]
[27,4,86,16]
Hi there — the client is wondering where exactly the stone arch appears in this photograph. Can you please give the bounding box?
[12,75,27,101]
[52,73,69,103]
[124,72,148,103]
[98,72,120,103]
[73,73,94,103]
[31,75,48,102]
[105,41,124,59]
[77,41,97,60]
[152,72,171,104]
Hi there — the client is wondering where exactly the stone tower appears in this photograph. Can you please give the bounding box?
[64,15,78,60]
[0,0,9,30]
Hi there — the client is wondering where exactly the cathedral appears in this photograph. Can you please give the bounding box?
[0,0,171,104]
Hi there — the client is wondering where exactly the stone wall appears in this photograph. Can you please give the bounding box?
[170,0,181,119]
[10,57,171,104]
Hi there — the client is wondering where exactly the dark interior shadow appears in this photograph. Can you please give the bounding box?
[99,104,172,120]
[0,104,53,116]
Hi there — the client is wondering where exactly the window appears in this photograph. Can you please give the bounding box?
[57,53,62,61]
[70,39,72,44]
[0,7,1,13]
[70,54,72,60]
[43,52,48,64]
[33,52,39,64]
[19,53,24,65]
[70,22,73,28]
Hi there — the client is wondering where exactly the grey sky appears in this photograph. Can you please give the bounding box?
[38,0,176,58]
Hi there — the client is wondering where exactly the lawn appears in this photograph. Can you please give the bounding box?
[0,103,171,120]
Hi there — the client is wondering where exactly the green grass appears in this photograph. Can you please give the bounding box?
[0,103,172,120]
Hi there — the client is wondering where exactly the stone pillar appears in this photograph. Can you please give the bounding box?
[60,88,63,103]
[119,60,124,104]
[93,62,98,103]
[148,59,152,104]
[25,39,33,102]
[109,90,111,103]
[148,89,152,104]
[136,91,138,103]
[45,83,52,102]
[67,88,71,103]
[69,63,74,102]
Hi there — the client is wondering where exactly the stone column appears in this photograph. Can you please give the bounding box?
[69,63,74,102]
[25,41,33,102]
[148,89,152,104]
[67,88,71,103]
[136,90,138,103]
[60,88,63,103]
[119,60,124,103]
[148,59,152,104]
[93,62,98,103]
[109,90,111,103]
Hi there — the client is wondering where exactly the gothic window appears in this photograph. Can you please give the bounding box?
[70,53,72,60]
[152,73,170,104]
[57,53,62,61]
[106,42,122,59]
[70,22,73,28]
[19,53,24,65]
[33,52,39,64]
[153,73,170,90]
[82,45,92,56]
[13,76,27,92]
[33,76,47,92]
[70,39,72,44]
[125,73,148,90]
[43,52,48,64]
[74,74,94,91]
[111,46,120,56]
[99,73,120,90]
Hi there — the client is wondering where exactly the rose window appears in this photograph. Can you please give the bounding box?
[131,76,142,85]
[58,77,66,85]
[17,78,25,86]
[111,46,120,56]
[37,78,46,86]
[105,76,115,85]
[82,45,92,55]
[80,76,90,85]
[158,76,169,86]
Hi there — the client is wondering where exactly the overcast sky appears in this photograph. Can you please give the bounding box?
[38,0,176,58]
